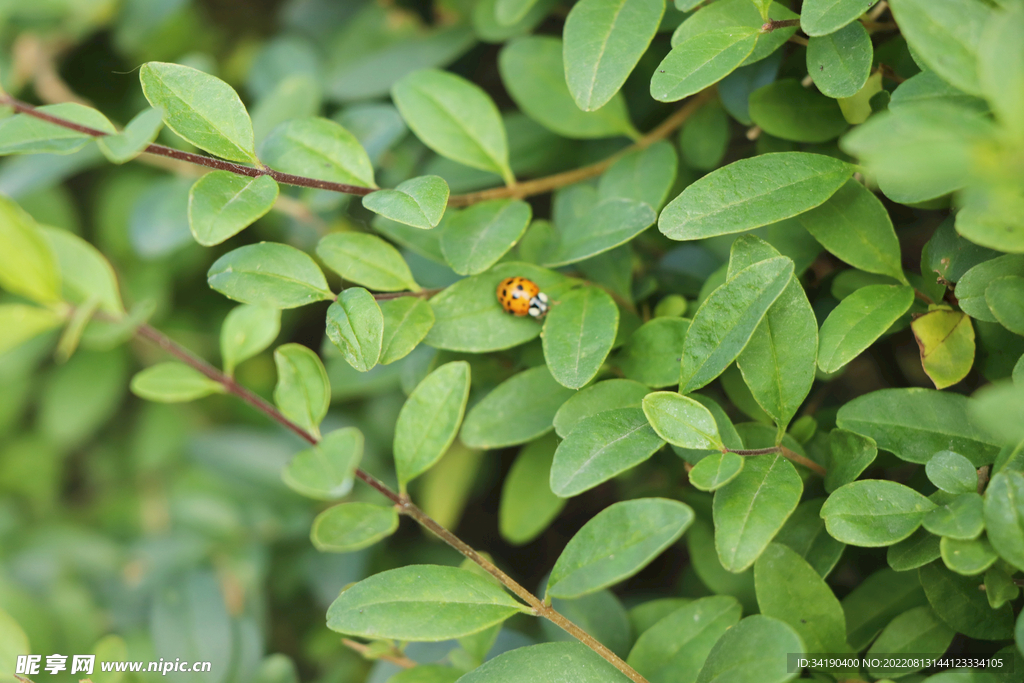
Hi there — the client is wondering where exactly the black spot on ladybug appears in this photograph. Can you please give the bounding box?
[501,289,507,296]
[516,284,524,290]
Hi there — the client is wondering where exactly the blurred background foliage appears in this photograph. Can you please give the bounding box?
[0,0,994,682]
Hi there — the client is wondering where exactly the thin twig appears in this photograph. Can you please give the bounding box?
[341,639,417,669]
[727,446,827,477]
[129,320,649,683]
[372,288,442,301]
[447,89,715,207]
[761,18,800,32]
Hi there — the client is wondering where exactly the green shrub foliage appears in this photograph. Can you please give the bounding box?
[1,0,1024,681]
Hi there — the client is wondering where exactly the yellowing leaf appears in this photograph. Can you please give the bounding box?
[911,309,975,390]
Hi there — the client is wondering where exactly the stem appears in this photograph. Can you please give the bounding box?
[130,320,649,683]
[372,288,442,301]
[761,18,800,32]
[446,89,715,207]
[726,446,827,477]
[341,639,416,669]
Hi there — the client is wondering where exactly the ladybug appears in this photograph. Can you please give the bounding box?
[497,276,549,318]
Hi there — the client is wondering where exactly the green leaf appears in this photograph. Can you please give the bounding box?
[659,152,853,241]
[774,498,846,577]
[728,236,818,434]
[956,255,1024,323]
[379,297,435,365]
[983,471,1024,572]
[617,317,691,388]
[541,591,632,656]
[888,528,942,572]
[919,562,1014,640]
[627,596,742,683]
[543,198,656,267]
[130,362,224,403]
[96,107,164,163]
[0,607,29,682]
[651,27,759,103]
[563,0,665,111]
[260,117,375,187]
[940,535,997,575]
[500,36,638,139]
[0,103,114,155]
[188,172,278,246]
[325,288,384,372]
[987,276,1024,335]
[749,80,849,143]
[628,598,693,638]
[499,434,566,545]
[801,0,877,36]
[326,565,527,641]
[824,429,877,493]
[220,304,280,376]
[984,565,1020,609]
[457,642,630,683]
[674,394,745,464]
[0,304,63,356]
[842,568,929,650]
[550,407,665,497]
[548,498,693,598]
[911,309,976,390]
[461,365,574,449]
[755,543,849,653]
[394,361,471,489]
[496,0,544,24]
[643,391,726,450]
[442,200,531,276]
[0,195,61,304]
[836,388,1002,465]
[679,100,730,171]
[140,62,257,163]
[362,176,449,229]
[680,256,794,393]
[424,264,569,352]
[392,69,513,183]
[476,0,557,41]
[387,666,461,683]
[820,480,936,546]
[713,452,803,572]
[553,379,650,437]
[923,493,984,540]
[889,71,987,114]
[317,233,419,292]
[282,427,363,500]
[598,140,678,211]
[866,606,955,678]
[670,0,796,66]
[42,227,124,315]
[689,452,745,491]
[542,286,619,389]
[926,450,978,494]
[311,503,399,552]
[208,243,333,308]
[817,284,914,373]
[888,0,987,96]
[979,4,1024,137]
[793,180,906,284]
[274,343,330,437]
[696,615,803,683]
[806,22,873,98]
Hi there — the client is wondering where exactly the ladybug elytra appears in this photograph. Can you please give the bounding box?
[497,276,549,318]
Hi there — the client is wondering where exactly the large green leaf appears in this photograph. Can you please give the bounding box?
[888,0,987,96]
[979,4,1024,138]
[806,22,873,98]
[273,343,330,437]
[326,565,527,641]
[820,480,936,546]
[456,642,630,683]
[801,0,877,36]
[754,543,849,653]
[680,256,794,393]
[260,117,375,187]
[500,36,638,139]
[496,0,544,25]
[983,471,1024,572]
[987,276,1024,335]
[553,379,651,437]
[461,365,574,449]
[550,407,665,497]
[42,227,124,315]
[220,304,280,376]
[0,102,114,155]
[0,195,61,305]
[689,452,745,492]
[325,288,384,372]
[824,429,877,493]
[0,304,63,356]
[955,255,1024,323]
[659,153,853,241]
[642,391,725,451]
[140,62,257,163]
[836,388,1001,466]
[695,615,803,683]
[866,606,955,678]
[543,198,656,267]
[563,0,665,111]
[97,106,164,164]
[617,317,691,388]
[598,140,678,211]
[542,286,619,389]
[311,502,399,552]
[651,27,758,103]
[394,361,471,489]
[130,362,224,403]
[317,232,419,292]
[282,427,363,500]
[817,284,914,373]
[207,243,334,308]
[919,562,1014,640]
[627,596,742,683]
[441,200,531,276]
[499,435,566,545]
[379,297,434,365]
[774,498,846,577]
[188,172,278,246]
[392,69,513,183]
[713,453,803,572]
[548,498,694,598]
[362,175,449,230]
[749,80,849,143]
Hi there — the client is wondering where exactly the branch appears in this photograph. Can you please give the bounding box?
[761,19,800,32]
[129,319,649,683]
[727,446,827,477]
[447,89,715,207]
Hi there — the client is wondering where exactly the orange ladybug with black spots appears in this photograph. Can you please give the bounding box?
[496,276,549,319]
